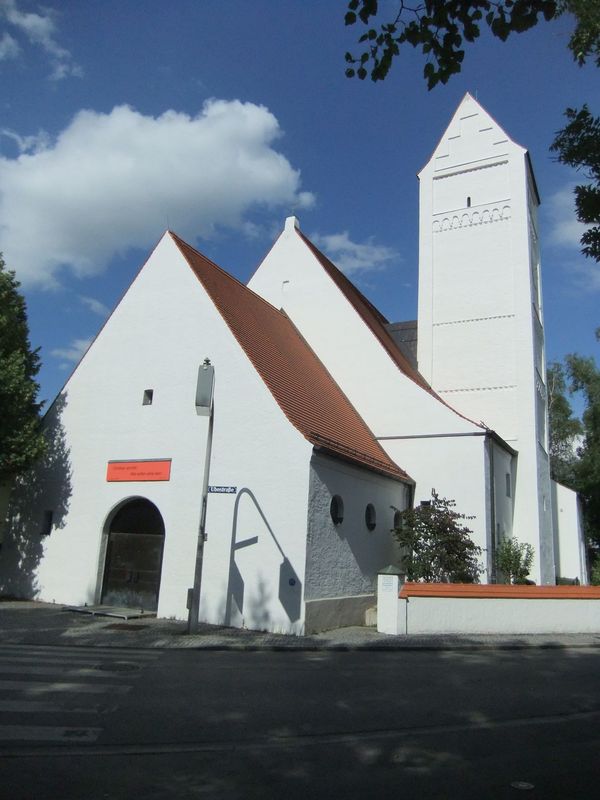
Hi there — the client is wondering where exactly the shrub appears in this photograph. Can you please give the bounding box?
[495,537,534,584]
[393,490,482,583]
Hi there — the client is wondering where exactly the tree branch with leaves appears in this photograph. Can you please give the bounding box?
[0,254,46,485]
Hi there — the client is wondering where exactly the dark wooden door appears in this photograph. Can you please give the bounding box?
[101,500,165,611]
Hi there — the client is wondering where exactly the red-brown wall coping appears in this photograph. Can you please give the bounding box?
[399,582,600,600]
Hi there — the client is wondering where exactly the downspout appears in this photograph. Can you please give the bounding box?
[486,434,497,583]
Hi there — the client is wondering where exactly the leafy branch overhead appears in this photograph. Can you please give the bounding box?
[345,1,598,88]
[550,105,600,262]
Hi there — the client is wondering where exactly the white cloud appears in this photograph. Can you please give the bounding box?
[80,295,110,317]
[0,30,19,59]
[0,0,81,79]
[310,230,398,275]
[546,184,591,249]
[0,100,315,288]
[51,336,93,366]
[1,127,49,153]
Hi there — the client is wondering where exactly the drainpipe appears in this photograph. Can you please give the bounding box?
[486,434,497,583]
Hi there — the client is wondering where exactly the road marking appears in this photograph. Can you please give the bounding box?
[0,680,131,694]
[0,700,111,714]
[0,664,141,679]
[0,645,159,661]
[0,725,102,743]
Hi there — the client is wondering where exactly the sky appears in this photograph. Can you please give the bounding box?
[1,0,599,406]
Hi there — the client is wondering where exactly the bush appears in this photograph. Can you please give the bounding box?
[393,490,482,583]
[590,558,600,586]
[495,537,534,584]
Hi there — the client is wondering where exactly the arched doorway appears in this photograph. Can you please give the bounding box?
[101,498,165,612]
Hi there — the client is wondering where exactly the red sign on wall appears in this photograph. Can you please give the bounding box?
[106,459,172,482]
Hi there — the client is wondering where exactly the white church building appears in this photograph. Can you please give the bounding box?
[0,94,587,634]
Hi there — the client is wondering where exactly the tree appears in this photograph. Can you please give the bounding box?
[345,1,598,87]
[565,336,600,547]
[495,536,535,584]
[547,360,583,487]
[344,1,600,262]
[550,105,600,262]
[393,490,482,582]
[0,253,46,484]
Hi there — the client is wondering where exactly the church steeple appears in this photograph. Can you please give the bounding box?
[416,94,554,584]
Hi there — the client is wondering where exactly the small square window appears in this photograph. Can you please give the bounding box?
[143,389,154,405]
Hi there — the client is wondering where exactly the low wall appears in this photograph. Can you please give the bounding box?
[377,578,600,635]
[305,593,374,634]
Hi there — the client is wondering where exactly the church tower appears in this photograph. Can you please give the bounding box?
[417,93,555,584]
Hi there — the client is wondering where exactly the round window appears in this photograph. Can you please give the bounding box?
[365,503,376,531]
[330,495,344,525]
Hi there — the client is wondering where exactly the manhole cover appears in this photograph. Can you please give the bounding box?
[96,662,139,673]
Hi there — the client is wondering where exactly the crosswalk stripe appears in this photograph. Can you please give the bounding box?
[0,699,111,714]
[0,679,131,694]
[0,664,141,679]
[0,653,149,669]
[0,724,102,743]
[0,645,159,660]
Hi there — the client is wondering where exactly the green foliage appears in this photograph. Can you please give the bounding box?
[565,337,600,546]
[344,2,600,263]
[550,105,600,262]
[547,337,600,549]
[0,253,46,483]
[495,537,535,584]
[547,361,583,487]
[393,490,482,583]
[590,557,600,585]
[345,1,560,88]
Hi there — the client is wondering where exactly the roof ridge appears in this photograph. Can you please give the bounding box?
[296,229,485,430]
[170,231,410,482]
[168,231,290,320]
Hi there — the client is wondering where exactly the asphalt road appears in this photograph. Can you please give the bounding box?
[1,644,600,799]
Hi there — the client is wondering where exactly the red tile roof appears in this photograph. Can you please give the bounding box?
[170,233,411,483]
[298,231,434,392]
[298,231,484,428]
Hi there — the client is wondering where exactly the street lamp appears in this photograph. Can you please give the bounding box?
[187,358,215,634]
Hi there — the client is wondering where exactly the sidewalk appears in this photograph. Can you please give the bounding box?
[2,600,600,651]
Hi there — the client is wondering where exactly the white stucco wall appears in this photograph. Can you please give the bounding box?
[417,94,555,584]
[381,434,492,579]
[0,234,312,633]
[249,222,481,440]
[552,481,588,583]
[398,596,600,635]
[249,221,500,584]
[305,453,410,602]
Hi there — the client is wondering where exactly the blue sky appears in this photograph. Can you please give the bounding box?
[1,0,598,406]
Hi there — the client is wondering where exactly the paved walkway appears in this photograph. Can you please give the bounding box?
[2,600,600,651]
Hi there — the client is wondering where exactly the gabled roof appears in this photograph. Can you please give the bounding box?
[297,231,435,394]
[170,233,410,483]
[296,229,485,430]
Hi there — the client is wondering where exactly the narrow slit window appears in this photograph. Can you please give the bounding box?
[330,495,344,525]
[505,473,511,498]
[466,196,471,208]
[143,389,154,405]
[365,503,376,532]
